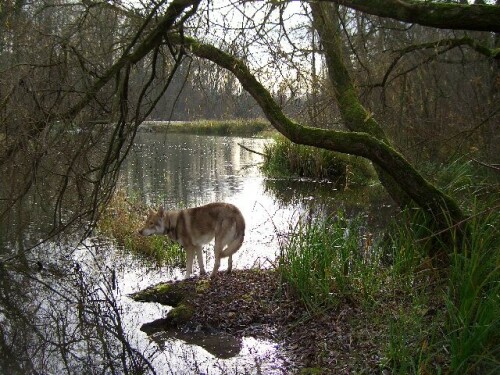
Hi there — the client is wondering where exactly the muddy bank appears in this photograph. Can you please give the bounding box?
[130,269,384,372]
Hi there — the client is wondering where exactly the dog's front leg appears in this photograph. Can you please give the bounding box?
[194,245,206,275]
[185,247,194,279]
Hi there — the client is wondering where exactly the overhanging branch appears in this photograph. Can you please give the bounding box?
[328,0,500,33]
[168,32,465,224]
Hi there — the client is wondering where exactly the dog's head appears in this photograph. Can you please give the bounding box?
[138,207,165,236]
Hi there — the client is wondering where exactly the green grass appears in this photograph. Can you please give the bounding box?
[277,157,499,373]
[262,135,376,186]
[142,118,273,137]
[278,205,498,373]
[97,189,185,267]
[278,212,384,311]
[446,207,499,374]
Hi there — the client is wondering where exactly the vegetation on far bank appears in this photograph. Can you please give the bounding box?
[140,118,274,137]
[262,135,376,187]
[97,189,185,267]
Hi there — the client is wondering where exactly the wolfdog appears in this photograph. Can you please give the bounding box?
[138,203,245,278]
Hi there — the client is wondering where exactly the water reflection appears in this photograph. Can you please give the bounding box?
[149,329,242,359]
[122,133,264,206]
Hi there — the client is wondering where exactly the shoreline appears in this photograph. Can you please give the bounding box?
[138,119,275,137]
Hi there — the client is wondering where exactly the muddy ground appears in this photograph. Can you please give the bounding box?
[130,269,389,373]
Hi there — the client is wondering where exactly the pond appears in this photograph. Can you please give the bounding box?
[0,131,394,374]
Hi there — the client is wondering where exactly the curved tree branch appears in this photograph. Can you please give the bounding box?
[327,0,500,33]
[168,32,465,230]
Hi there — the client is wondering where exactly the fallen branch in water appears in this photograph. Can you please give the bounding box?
[238,143,265,156]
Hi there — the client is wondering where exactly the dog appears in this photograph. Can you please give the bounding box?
[138,203,245,278]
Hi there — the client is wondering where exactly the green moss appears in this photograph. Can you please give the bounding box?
[168,303,195,325]
[300,368,324,375]
[154,283,172,295]
[195,279,211,293]
[129,281,194,306]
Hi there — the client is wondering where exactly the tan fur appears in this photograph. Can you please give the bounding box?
[138,203,245,278]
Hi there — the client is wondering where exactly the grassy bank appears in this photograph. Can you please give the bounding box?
[279,204,498,373]
[262,135,376,186]
[141,118,273,137]
[277,159,499,373]
[97,189,185,266]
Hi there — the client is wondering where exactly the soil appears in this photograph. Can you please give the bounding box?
[130,269,385,373]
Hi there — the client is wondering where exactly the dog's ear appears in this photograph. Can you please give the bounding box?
[158,206,164,216]
[148,208,154,216]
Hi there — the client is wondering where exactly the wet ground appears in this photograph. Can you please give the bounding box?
[130,269,385,373]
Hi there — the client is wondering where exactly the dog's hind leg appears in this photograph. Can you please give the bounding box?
[211,240,223,278]
[195,245,206,275]
[227,254,233,273]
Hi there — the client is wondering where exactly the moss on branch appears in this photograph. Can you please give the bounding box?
[168,32,465,236]
[330,0,500,32]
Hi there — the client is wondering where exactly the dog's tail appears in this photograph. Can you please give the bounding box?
[221,214,245,258]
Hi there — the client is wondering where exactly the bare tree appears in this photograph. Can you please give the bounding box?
[0,0,497,282]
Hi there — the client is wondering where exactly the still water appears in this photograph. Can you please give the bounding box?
[0,131,393,374]
[111,132,298,374]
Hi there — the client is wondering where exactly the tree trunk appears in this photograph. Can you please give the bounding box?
[310,2,413,209]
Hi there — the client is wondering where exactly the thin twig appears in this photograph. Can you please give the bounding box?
[416,204,500,243]
[238,143,265,156]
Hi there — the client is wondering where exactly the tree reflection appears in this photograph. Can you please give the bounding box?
[0,242,155,374]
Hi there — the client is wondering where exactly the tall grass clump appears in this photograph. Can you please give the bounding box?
[381,155,499,372]
[97,189,185,267]
[446,207,499,373]
[262,135,375,186]
[424,156,498,208]
[278,212,383,311]
[381,202,499,372]
[277,154,498,372]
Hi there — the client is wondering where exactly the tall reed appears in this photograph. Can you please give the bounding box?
[384,158,500,373]
[278,212,384,311]
[446,206,499,373]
